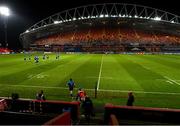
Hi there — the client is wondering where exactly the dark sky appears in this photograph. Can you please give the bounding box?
[0,0,179,49]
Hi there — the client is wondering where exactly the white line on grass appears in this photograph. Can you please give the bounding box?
[164,76,180,86]
[142,66,150,70]
[87,76,113,79]
[97,55,104,90]
[1,84,180,95]
[98,89,180,95]
[166,80,173,84]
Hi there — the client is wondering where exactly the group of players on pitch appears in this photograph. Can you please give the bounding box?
[24,53,60,63]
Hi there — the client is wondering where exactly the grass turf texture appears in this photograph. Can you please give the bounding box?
[0,53,180,109]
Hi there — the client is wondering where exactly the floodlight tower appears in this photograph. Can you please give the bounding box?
[0,6,10,47]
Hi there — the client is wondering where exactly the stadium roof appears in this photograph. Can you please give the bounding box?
[23,3,180,34]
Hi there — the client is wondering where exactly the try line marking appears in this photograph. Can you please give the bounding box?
[1,84,180,95]
[97,55,104,90]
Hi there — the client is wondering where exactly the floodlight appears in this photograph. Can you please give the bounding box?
[134,15,138,18]
[0,6,10,16]
[154,17,161,21]
[25,30,29,33]
[0,6,10,47]
[54,21,60,24]
[105,14,108,17]
[100,14,104,18]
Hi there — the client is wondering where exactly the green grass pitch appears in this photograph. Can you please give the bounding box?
[1,53,180,108]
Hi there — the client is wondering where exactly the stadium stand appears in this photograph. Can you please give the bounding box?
[33,27,180,52]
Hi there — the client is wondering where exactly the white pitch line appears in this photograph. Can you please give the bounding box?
[166,80,173,84]
[1,84,180,95]
[98,89,180,95]
[164,76,180,86]
[87,76,113,79]
[97,55,104,90]
[142,66,150,70]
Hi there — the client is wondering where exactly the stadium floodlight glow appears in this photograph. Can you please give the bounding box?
[105,14,109,17]
[100,14,104,18]
[134,15,138,18]
[54,21,60,24]
[73,18,76,20]
[25,30,29,33]
[0,6,10,16]
[0,6,10,47]
[171,20,175,23]
[154,17,161,21]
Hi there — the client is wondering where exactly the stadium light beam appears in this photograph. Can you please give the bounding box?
[25,30,29,33]
[54,21,60,24]
[0,6,10,47]
[154,17,161,21]
[0,6,10,16]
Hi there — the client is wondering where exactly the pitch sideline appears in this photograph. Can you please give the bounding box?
[1,84,180,95]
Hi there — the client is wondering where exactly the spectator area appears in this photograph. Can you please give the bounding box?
[0,98,80,125]
[104,103,180,125]
[31,28,180,52]
[1,98,180,125]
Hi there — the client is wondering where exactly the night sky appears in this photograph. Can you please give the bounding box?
[0,0,179,50]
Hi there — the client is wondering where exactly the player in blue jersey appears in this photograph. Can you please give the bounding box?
[67,78,75,97]
[34,56,39,63]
